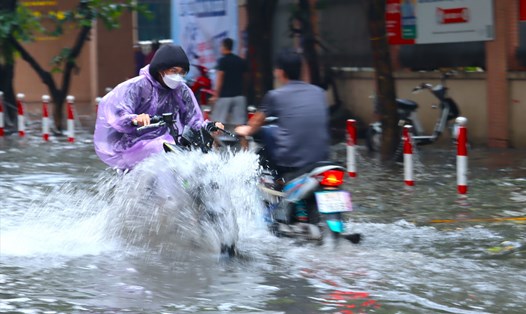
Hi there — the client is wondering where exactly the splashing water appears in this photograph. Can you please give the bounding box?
[1,147,270,263]
[102,148,269,256]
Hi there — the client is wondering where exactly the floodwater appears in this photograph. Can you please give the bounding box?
[1,127,525,314]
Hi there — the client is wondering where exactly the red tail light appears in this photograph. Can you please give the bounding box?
[318,170,345,187]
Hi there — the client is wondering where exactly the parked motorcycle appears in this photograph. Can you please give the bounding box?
[188,64,214,106]
[134,113,240,256]
[366,70,461,154]
[249,120,362,246]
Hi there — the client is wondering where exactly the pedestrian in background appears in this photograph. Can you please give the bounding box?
[210,38,248,129]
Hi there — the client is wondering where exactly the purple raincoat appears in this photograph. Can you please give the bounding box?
[94,65,205,170]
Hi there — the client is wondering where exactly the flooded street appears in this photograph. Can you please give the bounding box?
[1,128,525,314]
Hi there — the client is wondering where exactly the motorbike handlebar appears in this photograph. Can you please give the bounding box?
[133,113,237,139]
[136,121,165,132]
[411,83,433,94]
[205,121,237,138]
[132,115,163,126]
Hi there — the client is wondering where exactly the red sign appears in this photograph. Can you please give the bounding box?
[521,0,526,21]
[386,0,415,45]
[436,7,469,24]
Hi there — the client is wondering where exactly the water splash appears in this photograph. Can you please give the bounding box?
[0,180,119,263]
[1,148,270,261]
[101,148,269,256]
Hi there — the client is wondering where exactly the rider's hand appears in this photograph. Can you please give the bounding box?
[214,121,224,130]
[134,113,150,126]
[235,125,251,137]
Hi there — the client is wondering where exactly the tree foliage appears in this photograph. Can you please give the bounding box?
[0,0,151,132]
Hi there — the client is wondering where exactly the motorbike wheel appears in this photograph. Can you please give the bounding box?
[322,213,343,247]
[365,125,382,152]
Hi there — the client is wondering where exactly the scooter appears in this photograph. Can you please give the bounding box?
[365,70,461,153]
[188,64,214,106]
[135,113,240,256]
[250,120,362,245]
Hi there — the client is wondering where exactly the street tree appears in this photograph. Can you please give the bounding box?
[0,0,149,133]
[245,0,278,104]
[365,0,400,161]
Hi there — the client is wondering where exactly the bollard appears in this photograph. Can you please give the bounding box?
[346,119,357,177]
[203,108,211,121]
[456,117,468,194]
[17,93,25,137]
[403,125,414,186]
[66,95,75,143]
[42,95,50,141]
[247,106,256,121]
[95,96,102,114]
[0,91,4,137]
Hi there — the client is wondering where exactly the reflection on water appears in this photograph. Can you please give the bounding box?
[1,133,525,313]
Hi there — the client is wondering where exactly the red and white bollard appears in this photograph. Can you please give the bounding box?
[42,95,50,141]
[17,93,25,137]
[403,125,414,186]
[95,96,102,114]
[346,119,357,177]
[247,106,256,121]
[456,117,468,194]
[0,91,4,137]
[66,95,75,143]
[203,108,211,121]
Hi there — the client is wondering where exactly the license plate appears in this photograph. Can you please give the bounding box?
[315,190,353,214]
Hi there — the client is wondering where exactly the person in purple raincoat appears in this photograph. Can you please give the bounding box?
[94,44,222,170]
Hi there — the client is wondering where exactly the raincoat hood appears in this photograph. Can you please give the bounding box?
[148,44,190,77]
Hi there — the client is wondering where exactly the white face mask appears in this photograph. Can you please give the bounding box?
[162,73,184,89]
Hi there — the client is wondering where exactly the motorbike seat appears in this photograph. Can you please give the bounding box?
[284,161,343,182]
[396,98,418,111]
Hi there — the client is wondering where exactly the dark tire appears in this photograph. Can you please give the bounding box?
[220,244,237,257]
[392,138,405,162]
[344,233,362,244]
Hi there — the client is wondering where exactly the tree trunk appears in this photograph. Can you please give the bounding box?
[246,0,278,105]
[9,23,91,132]
[0,56,17,129]
[0,0,19,130]
[366,0,399,161]
[296,0,321,86]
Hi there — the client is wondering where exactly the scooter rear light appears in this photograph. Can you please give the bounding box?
[318,170,345,187]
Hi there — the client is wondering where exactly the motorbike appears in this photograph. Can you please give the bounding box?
[188,64,214,106]
[365,70,461,154]
[251,120,362,246]
[134,113,240,256]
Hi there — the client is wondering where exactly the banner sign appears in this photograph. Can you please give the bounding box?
[387,0,494,45]
[386,0,416,44]
[171,0,238,77]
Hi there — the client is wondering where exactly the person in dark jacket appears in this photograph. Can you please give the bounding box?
[210,38,247,129]
[235,49,329,176]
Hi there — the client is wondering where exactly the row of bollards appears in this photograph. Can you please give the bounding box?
[345,118,469,195]
[1,92,469,195]
[0,93,77,143]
